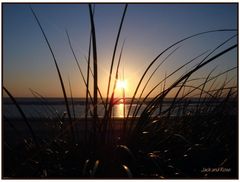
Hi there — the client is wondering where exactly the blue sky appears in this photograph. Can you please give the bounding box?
[3,3,238,98]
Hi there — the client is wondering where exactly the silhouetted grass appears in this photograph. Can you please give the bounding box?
[3,4,237,179]
[30,6,75,143]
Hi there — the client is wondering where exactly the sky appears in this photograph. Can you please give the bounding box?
[3,3,238,98]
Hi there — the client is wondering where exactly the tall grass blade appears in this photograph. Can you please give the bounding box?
[147,44,237,116]
[102,40,125,142]
[106,4,128,107]
[122,66,126,137]
[88,4,98,138]
[132,46,181,118]
[196,34,237,68]
[68,77,76,120]
[30,7,75,142]
[168,67,237,109]
[3,87,39,148]
[196,67,217,112]
[85,35,92,145]
[131,50,209,123]
[126,29,236,120]
[65,30,94,105]
[84,56,105,107]
[66,29,104,142]
[131,44,236,134]
[132,33,236,120]
[85,5,95,144]
[166,76,189,118]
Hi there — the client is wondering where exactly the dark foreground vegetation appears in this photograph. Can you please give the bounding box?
[3,106,238,178]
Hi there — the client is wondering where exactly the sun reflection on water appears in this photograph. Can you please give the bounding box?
[113,103,125,118]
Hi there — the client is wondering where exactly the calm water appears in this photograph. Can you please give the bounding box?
[3,98,148,119]
[3,98,213,119]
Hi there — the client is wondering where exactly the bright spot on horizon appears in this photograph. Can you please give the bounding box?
[116,80,127,90]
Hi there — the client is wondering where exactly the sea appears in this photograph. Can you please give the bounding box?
[3,97,236,143]
[3,97,224,119]
[3,98,151,119]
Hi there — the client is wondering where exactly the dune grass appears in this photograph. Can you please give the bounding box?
[3,4,238,179]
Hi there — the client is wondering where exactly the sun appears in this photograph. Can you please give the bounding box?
[116,80,127,90]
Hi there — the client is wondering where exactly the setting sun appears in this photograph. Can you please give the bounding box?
[116,80,127,90]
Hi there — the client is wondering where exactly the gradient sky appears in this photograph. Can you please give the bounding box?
[3,3,238,98]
